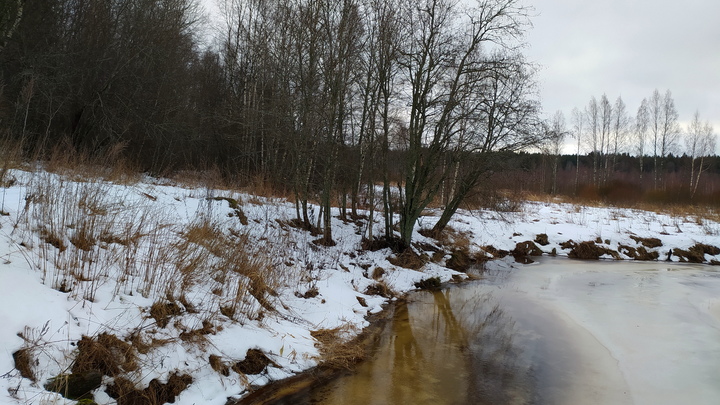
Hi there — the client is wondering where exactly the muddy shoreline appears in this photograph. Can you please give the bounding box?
[228,299,403,405]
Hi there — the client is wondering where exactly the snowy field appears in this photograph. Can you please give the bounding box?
[1,168,719,404]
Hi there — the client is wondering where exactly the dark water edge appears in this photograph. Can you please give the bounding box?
[231,274,548,405]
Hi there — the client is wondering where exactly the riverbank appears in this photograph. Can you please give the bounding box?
[285,258,720,405]
[1,169,719,404]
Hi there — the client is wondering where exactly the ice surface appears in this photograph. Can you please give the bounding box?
[487,257,720,405]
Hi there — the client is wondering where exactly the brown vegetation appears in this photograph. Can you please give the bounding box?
[107,373,193,405]
[511,241,544,263]
[630,236,663,248]
[12,349,35,381]
[310,327,364,370]
[388,248,426,270]
[233,349,276,375]
[618,245,660,261]
[568,241,620,260]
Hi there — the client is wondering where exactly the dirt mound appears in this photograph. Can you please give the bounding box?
[618,245,659,261]
[568,241,620,260]
[630,235,663,248]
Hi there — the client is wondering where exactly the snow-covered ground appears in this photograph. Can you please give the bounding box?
[1,168,719,404]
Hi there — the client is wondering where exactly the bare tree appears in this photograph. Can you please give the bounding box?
[430,52,541,236]
[585,96,600,185]
[570,107,584,193]
[635,98,650,181]
[546,110,568,195]
[686,111,717,198]
[649,89,679,189]
[396,0,533,246]
[599,94,612,184]
[610,95,630,177]
[0,0,23,53]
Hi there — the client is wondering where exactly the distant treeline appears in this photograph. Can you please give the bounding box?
[484,152,720,205]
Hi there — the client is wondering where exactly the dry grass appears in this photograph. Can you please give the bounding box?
[149,301,183,328]
[108,373,193,405]
[232,349,276,375]
[73,333,138,376]
[12,349,35,381]
[310,326,364,370]
[388,248,426,270]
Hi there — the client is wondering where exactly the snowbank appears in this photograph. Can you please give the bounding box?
[1,169,718,404]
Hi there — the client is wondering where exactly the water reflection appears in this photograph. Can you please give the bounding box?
[263,258,720,405]
[279,285,532,405]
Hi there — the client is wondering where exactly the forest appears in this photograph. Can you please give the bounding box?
[1,0,717,248]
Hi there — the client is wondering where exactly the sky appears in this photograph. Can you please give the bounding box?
[524,0,720,142]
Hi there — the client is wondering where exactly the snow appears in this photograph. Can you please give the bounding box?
[1,168,719,404]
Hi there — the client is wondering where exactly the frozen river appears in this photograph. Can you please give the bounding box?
[277,257,720,404]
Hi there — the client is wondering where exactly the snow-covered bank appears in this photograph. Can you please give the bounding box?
[1,169,719,404]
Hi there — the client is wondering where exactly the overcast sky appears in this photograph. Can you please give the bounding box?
[524,0,720,141]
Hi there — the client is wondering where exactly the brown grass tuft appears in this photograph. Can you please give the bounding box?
[209,354,230,376]
[232,349,275,375]
[149,301,183,328]
[618,245,659,261]
[568,241,620,260]
[629,235,663,248]
[73,333,137,376]
[107,373,193,405]
[364,281,393,298]
[13,349,35,381]
[310,327,364,370]
[388,248,426,270]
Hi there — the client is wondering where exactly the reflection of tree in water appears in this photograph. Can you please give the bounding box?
[389,301,427,404]
[430,289,531,405]
[277,287,532,405]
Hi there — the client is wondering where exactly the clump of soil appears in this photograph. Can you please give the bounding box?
[414,276,442,290]
[364,282,392,298]
[233,349,275,375]
[179,320,216,342]
[481,245,509,259]
[559,240,577,250]
[511,241,544,264]
[48,334,136,398]
[388,248,426,270]
[691,243,720,256]
[534,233,549,246]
[630,235,663,248]
[107,373,192,405]
[310,327,364,370]
[672,243,720,263]
[568,241,620,260]
[618,245,659,261]
[73,333,137,376]
[149,301,183,328]
[445,248,471,272]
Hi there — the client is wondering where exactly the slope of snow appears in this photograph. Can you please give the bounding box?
[0,169,718,404]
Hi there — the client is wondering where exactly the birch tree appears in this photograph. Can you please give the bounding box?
[686,111,717,198]
[635,98,650,181]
